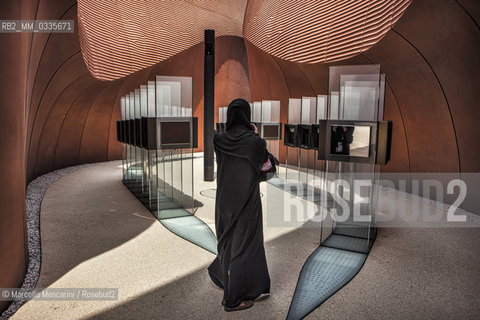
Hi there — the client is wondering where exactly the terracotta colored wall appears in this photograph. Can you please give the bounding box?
[25,6,250,181]
[245,0,479,211]
[248,0,480,173]
[25,1,124,180]
[0,0,34,313]
[1,0,250,314]
[1,0,478,314]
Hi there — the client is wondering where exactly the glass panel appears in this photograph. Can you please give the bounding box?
[325,64,384,248]
[147,81,155,117]
[299,97,316,199]
[285,98,301,184]
[154,76,195,217]
[313,95,328,183]
[134,89,143,191]
[128,92,135,185]
[176,76,194,212]
[140,86,148,195]
[252,101,262,123]
[120,97,126,182]
[261,100,281,180]
[119,76,196,218]
[147,81,156,207]
[265,100,281,158]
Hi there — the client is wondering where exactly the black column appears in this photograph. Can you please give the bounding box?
[204,29,215,181]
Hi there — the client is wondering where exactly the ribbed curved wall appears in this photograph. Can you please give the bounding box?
[77,0,248,80]
[245,0,480,210]
[1,1,251,314]
[243,0,412,63]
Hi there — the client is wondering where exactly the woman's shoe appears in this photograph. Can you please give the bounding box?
[224,300,254,312]
[254,293,270,302]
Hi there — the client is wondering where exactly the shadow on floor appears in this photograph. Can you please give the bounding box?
[84,226,320,320]
[36,166,157,288]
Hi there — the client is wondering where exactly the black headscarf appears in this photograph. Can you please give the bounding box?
[214,98,267,172]
[225,98,253,133]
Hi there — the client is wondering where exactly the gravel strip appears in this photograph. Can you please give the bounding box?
[1,164,94,320]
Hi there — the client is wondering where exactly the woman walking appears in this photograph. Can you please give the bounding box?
[208,98,271,312]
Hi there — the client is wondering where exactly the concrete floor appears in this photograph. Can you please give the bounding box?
[11,159,480,319]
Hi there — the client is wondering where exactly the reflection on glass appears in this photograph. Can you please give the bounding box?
[119,76,196,219]
[323,64,385,249]
[261,100,281,161]
[330,125,370,157]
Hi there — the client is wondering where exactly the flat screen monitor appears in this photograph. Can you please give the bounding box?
[159,119,192,149]
[284,124,298,147]
[311,124,320,149]
[329,125,371,157]
[297,124,312,149]
[318,120,377,163]
[262,123,282,140]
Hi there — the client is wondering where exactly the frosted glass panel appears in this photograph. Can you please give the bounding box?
[218,106,227,123]
[299,97,317,186]
[317,95,328,121]
[125,95,130,120]
[340,74,380,121]
[285,98,301,182]
[288,98,301,123]
[262,100,281,161]
[134,89,141,119]
[315,95,328,177]
[120,76,196,217]
[155,77,182,118]
[261,100,272,121]
[301,97,316,125]
[325,64,384,246]
[378,74,386,121]
[301,98,311,124]
[271,101,280,122]
[147,81,155,117]
[156,84,171,117]
[253,101,262,122]
[140,85,147,117]
[154,76,194,214]
[129,92,135,120]
[120,97,126,120]
[329,92,339,120]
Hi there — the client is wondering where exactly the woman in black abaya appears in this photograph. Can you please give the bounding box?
[208,98,271,312]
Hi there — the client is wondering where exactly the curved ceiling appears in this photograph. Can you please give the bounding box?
[77,0,248,80]
[78,0,412,81]
[243,0,412,63]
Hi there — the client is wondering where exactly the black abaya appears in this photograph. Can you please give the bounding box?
[207,99,271,308]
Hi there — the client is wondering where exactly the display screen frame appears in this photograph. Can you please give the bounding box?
[297,124,312,149]
[323,120,377,163]
[157,117,194,149]
[284,124,298,147]
[261,122,282,140]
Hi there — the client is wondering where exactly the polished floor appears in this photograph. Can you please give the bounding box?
[11,160,480,319]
